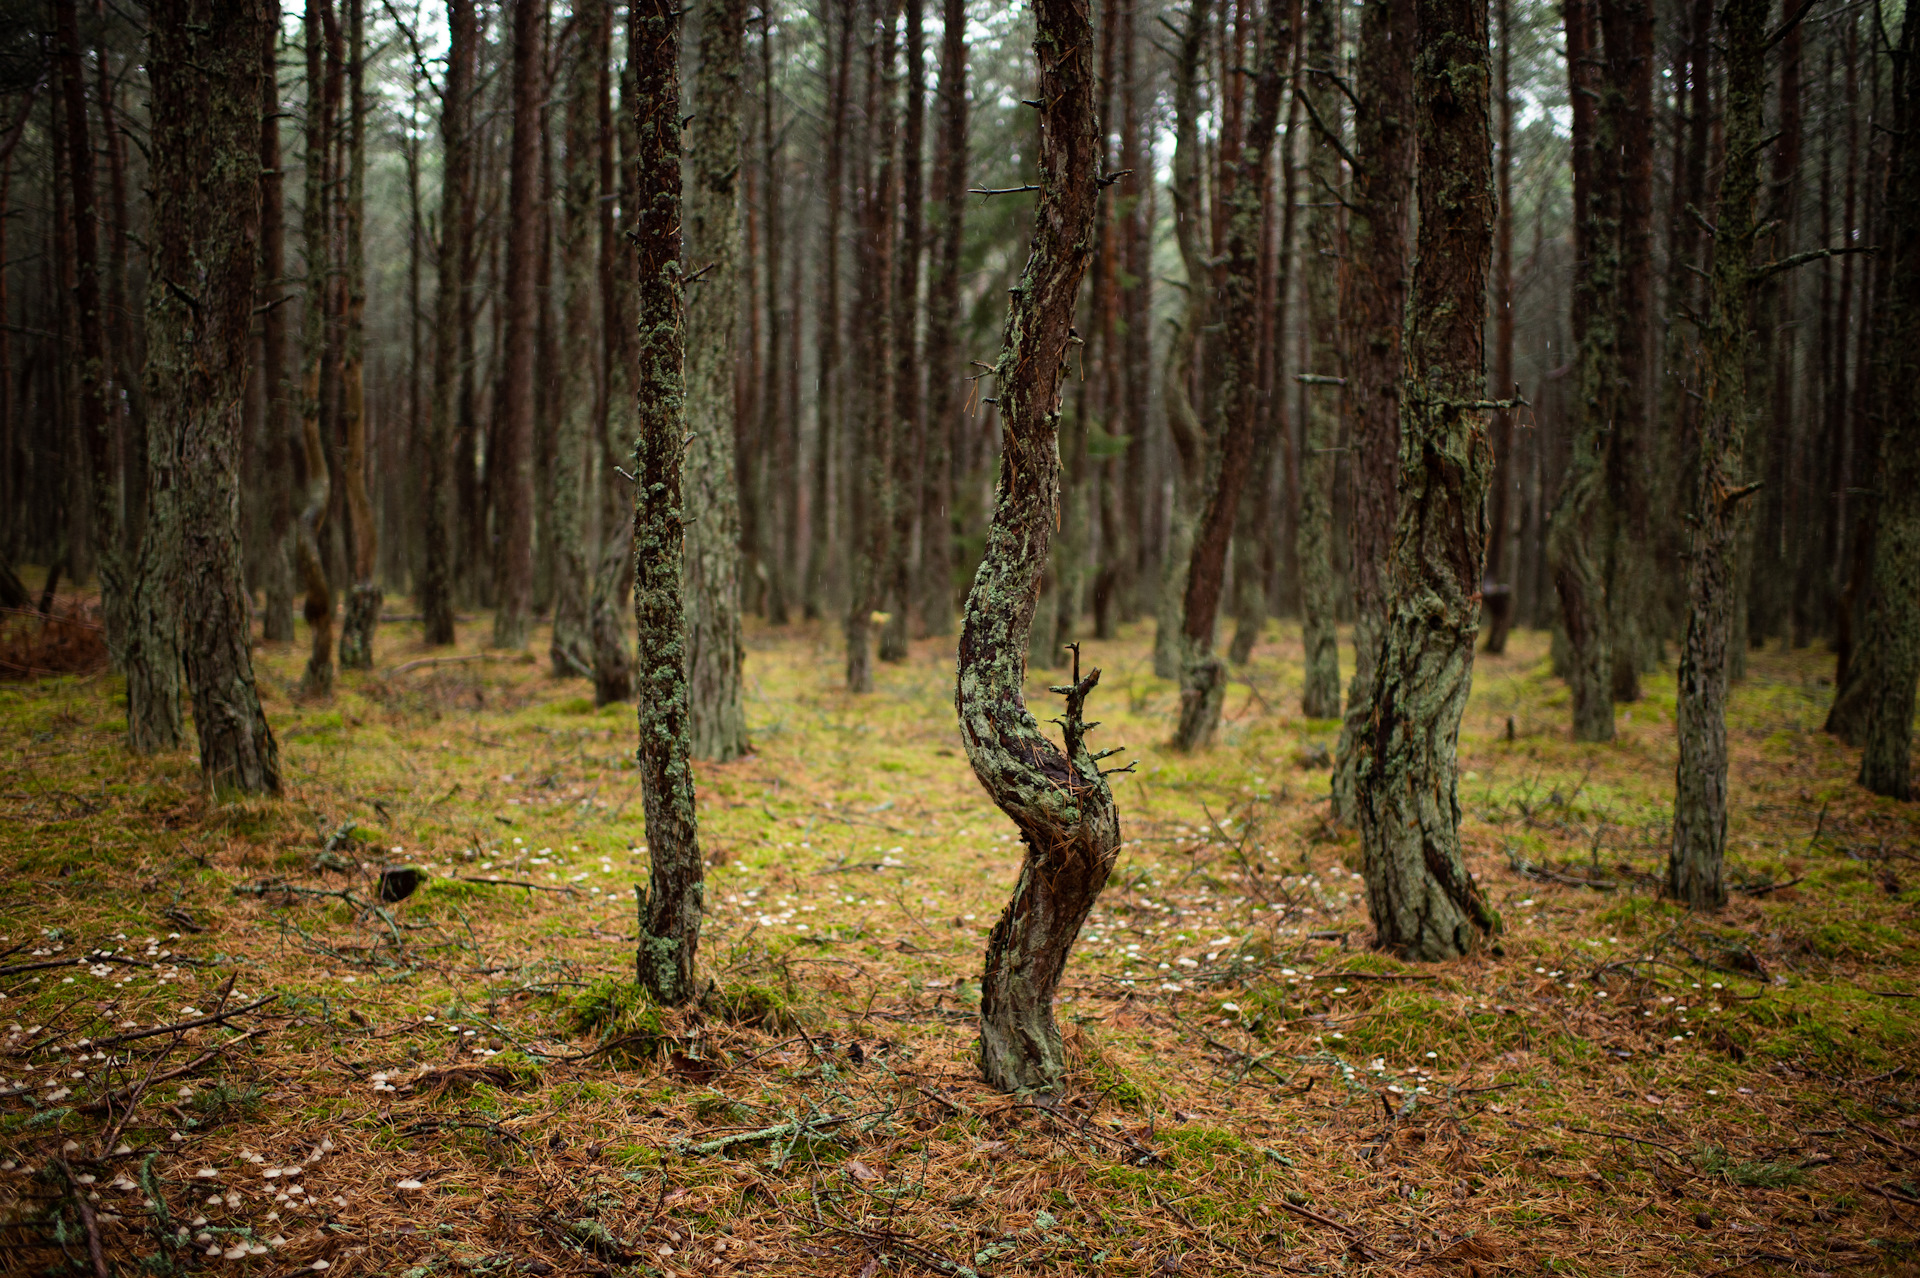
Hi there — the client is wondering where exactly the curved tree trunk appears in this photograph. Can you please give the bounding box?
[630,0,704,1005]
[1331,0,1414,824]
[959,0,1113,1094]
[1669,0,1767,908]
[684,0,750,755]
[1352,0,1499,961]
[1172,0,1294,751]
[150,0,282,794]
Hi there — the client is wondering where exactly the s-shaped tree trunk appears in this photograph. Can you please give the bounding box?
[630,0,704,1005]
[957,0,1115,1094]
[1669,0,1768,908]
[149,0,282,794]
[1352,0,1499,961]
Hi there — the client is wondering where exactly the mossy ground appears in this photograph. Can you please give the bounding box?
[1,610,1917,1276]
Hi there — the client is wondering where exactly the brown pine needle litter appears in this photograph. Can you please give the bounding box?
[2,614,1917,1276]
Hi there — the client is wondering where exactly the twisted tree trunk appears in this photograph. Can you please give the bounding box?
[630,0,703,1004]
[1352,0,1499,961]
[959,0,1114,1094]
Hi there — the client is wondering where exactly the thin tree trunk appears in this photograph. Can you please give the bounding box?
[493,0,543,649]
[881,0,925,661]
[295,0,338,699]
[960,0,1113,1094]
[803,0,853,622]
[685,0,750,756]
[549,9,598,680]
[1849,9,1919,800]
[1172,0,1294,751]
[1483,0,1515,655]
[1331,0,1414,824]
[629,0,704,1005]
[338,0,379,669]
[422,0,471,647]
[1353,0,1499,960]
[592,0,636,705]
[149,0,282,794]
[759,7,791,625]
[259,0,295,644]
[1670,0,1767,909]
[920,0,966,637]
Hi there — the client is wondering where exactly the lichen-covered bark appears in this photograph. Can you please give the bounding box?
[1294,0,1341,724]
[1151,0,1210,685]
[684,0,749,757]
[1670,0,1766,909]
[548,15,599,681]
[149,0,282,794]
[1332,0,1413,824]
[420,0,472,648]
[1851,10,1919,801]
[630,0,703,1005]
[337,0,379,672]
[957,0,1113,1094]
[1352,0,1499,962]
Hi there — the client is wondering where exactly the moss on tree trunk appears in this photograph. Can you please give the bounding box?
[957,0,1115,1094]
[1352,0,1499,962]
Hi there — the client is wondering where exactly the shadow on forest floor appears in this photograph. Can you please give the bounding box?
[1,607,1917,1276]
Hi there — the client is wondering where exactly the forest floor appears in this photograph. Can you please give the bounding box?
[2,606,1918,1278]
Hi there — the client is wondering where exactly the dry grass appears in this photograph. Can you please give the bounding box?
[1,610,1916,1277]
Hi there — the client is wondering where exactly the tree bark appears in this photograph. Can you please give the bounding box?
[1849,8,1919,801]
[683,0,750,755]
[294,0,338,700]
[421,0,471,648]
[258,0,295,645]
[758,8,791,625]
[493,0,543,649]
[630,0,704,1005]
[337,0,379,670]
[592,4,637,705]
[1172,0,1294,751]
[149,0,283,794]
[881,0,926,662]
[549,8,599,681]
[959,0,1112,1095]
[1670,0,1767,909]
[804,0,854,622]
[1352,0,1499,961]
[1482,0,1515,655]
[920,0,967,638]
[1331,0,1414,824]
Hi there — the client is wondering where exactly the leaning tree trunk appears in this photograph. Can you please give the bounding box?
[149,0,282,794]
[1332,0,1414,824]
[958,0,1115,1095]
[630,0,703,1005]
[338,0,380,670]
[1172,0,1294,751]
[1670,0,1768,908]
[684,0,750,757]
[1352,0,1500,961]
[1849,8,1919,801]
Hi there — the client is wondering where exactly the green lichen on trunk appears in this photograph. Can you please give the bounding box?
[148,0,281,795]
[1174,0,1294,751]
[1849,11,1919,802]
[630,0,703,1005]
[1670,0,1769,909]
[684,0,749,758]
[1332,0,1413,824]
[1352,0,1498,962]
[957,0,1114,1095]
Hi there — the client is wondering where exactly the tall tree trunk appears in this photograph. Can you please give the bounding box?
[629,0,704,1005]
[54,0,121,657]
[1153,0,1211,683]
[881,0,926,661]
[1482,0,1515,655]
[422,0,471,647]
[338,0,379,669]
[295,0,338,699]
[1331,0,1414,823]
[549,10,598,680]
[959,0,1112,1094]
[258,0,295,644]
[1172,0,1294,751]
[149,0,282,794]
[1849,9,1919,800]
[1353,0,1499,960]
[758,8,791,625]
[1547,0,1616,742]
[920,0,966,638]
[1669,0,1767,909]
[685,0,750,755]
[592,0,636,705]
[1118,0,1153,623]
[1292,0,1343,724]
[804,0,853,622]
[493,0,543,649]
[845,0,898,693]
